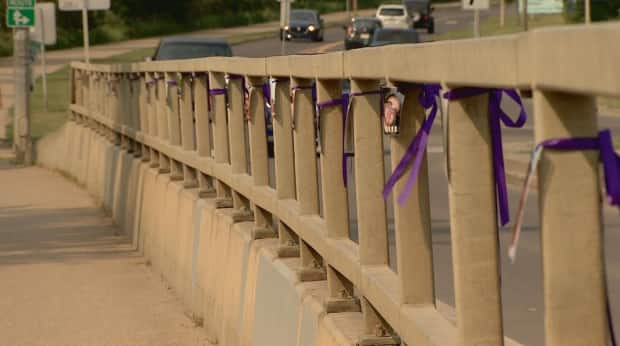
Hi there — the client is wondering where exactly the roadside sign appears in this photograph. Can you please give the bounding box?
[463,0,490,10]
[6,0,36,28]
[518,0,563,13]
[59,0,110,11]
[30,3,57,45]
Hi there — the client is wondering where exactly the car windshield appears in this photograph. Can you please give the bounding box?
[290,11,316,22]
[373,30,419,43]
[379,8,405,16]
[353,19,380,30]
[155,42,232,60]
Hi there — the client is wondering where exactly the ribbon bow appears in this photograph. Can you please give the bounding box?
[383,84,441,205]
[443,87,527,226]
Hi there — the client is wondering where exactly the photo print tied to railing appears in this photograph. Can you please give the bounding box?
[68,22,620,346]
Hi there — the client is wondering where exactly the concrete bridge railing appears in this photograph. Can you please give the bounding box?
[63,22,620,346]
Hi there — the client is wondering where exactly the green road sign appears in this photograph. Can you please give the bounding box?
[7,0,36,28]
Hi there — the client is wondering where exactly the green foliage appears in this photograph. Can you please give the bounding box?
[564,0,620,21]
[0,0,462,56]
[0,32,12,56]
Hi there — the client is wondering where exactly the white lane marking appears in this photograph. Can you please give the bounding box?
[444,20,458,25]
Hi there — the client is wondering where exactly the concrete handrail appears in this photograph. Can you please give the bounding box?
[68,22,618,346]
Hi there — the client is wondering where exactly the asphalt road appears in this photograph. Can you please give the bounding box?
[233,4,504,57]
[233,5,620,346]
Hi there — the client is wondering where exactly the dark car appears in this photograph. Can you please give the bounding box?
[152,37,233,61]
[369,28,420,47]
[344,17,382,50]
[403,0,435,33]
[283,9,324,42]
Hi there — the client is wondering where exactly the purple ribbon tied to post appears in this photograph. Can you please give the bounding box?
[383,84,442,206]
[507,130,619,346]
[509,129,620,262]
[316,92,352,186]
[206,73,227,114]
[443,87,527,226]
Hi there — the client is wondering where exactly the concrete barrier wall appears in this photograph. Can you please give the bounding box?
[36,121,365,346]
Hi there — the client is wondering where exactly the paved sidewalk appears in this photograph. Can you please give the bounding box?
[0,147,210,346]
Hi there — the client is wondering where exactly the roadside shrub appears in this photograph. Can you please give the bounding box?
[0,33,12,56]
[564,0,620,21]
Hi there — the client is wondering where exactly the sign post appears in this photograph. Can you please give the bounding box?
[276,0,295,55]
[59,0,111,63]
[31,3,56,111]
[7,0,36,165]
[462,0,489,38]
[7,0,36,28]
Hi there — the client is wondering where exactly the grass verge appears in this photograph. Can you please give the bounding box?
[438,13,567,40]
[9,27,288,143]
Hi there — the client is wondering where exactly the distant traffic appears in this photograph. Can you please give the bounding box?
[345,0,433,49]
[150,0,434,61]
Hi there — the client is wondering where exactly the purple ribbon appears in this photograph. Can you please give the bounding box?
[538,129,620,206]
[443,87,527,226]
[383,84,441,205]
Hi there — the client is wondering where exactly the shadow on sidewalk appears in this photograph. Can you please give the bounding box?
[0,205,140,267]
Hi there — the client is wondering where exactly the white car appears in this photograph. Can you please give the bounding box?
[376,5,412,29]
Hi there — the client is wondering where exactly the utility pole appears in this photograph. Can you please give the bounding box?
[522,0,528,31]
[346,0,350,18]
[585,0,591,23]
[474,9,480,37]
[82,0,90,63]
[13,29,32,165]
[500,0,505,27]
[352,0,358,16]
[39,5,48,111]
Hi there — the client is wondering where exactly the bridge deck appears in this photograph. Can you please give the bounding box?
[0,147,209,346]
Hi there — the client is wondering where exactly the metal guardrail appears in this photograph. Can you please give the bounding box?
[68,22,620,346]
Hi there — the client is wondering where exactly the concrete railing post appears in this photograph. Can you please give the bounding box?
[72,69,80,106]
[316,79,349,238]
[391,85,435,305]
[138,74,149,136]
[351,79,388,266]
[193,74,212,158]
[533,90,608,346]
[292,78,320,215]
[210,72,230,164]
[228,75,249,174]
[147,73,159,138]
[446,91,504,346]
[273,78,296,200]
[247,76,269,186]
[156,73,170,142]
[180,75,196,151]
[165,72,182,147]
